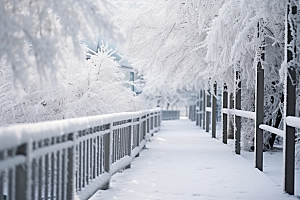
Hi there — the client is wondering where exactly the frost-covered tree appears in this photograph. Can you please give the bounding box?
[118,0,224,106]
[119,0,298,152]
[204,0,286,150]
[0,0,123,89]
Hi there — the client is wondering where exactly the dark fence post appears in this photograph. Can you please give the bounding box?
[102,123,112,190]
[223,85,228,144]
[126,120,133,169]
[199,89,203,127]
[66,133,75,199]
[203,89,206,130]
[196,93,199,126]
[255,21,264,172]
[194,104,197,121]
[284,0,296,195]
[212,83,217,138]
[16,143,31,200]
[235,71,241,155]
[206,90,210,133]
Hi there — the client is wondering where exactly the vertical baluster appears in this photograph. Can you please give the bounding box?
[8,168,13,200]
[95,136,98,178]
[66,133,75,200]
[116,129,118,161]
[0,167,3,200]
[82,138,86,188]
[75,142,78,192]
[112,130,115,163]
[100,135,103,174]
[123,127,126,157]
[45,139,49,199]
[50,138,55,199]
[38,156,43,200]
[93,134,96,180]
[91,135,94,181]
[7,149,14,200]
[78,140,83,192]
[61,136,67,200]
[102,124,112,190]
[56,146,61,200]
[120,128,123,159]
[118,128,121,160]
[86,134,90,186]
[119,128,122,159]
[32,142,36,200]
[0,151,3,200]
[15,143,31,200]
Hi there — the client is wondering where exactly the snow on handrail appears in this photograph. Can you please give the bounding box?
[286,116,300,128]
[259,125,285,138]
[222,108,255,119]
[206,107,212,112]
[0,108,161,151]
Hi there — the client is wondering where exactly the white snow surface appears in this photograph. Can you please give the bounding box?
[90,118,297,200]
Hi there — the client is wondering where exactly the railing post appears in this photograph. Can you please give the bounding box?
[196,96,199,126]
[203,89,206,130]
[66,133,75,199]
[136,116,141,157]
[235,71,241,155]
[223,85,228,144]
[193,104,197,121]
[284,0,296,194]
[212,83,217,138]
[199,89,203,127]
[15,143,31,200]
[126,119,133,169]
[101,123,112,190]
[255,21,265,172]
[229,93,234,138]
[206,90,210,133]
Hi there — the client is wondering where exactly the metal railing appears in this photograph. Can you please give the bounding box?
[162,110,180,120]
[192,6,299,194]
[0,108,161,200]
[199,83,300,195]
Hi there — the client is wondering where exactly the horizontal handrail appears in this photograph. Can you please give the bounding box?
[222,108,255,119]
[0,109,157,152]
[259,124,285,138]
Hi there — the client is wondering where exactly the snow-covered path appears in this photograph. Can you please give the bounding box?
[90,118,296,200]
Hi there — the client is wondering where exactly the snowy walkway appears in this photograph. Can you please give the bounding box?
[90,118,296,200]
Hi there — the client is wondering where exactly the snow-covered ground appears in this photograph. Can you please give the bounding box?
[90,118,298,200]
